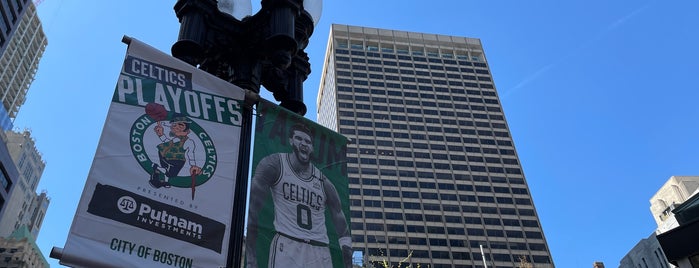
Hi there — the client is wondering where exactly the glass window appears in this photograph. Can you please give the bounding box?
[478,196,495,203]
[384,212,403,220]
[486,229,505,237]
[441,193,458,201]
[483,218,501,225]
[526,231,543,239]
[427,226,445,234]
[500,208,517,215]
[533,256,551,264]
[381,180,398,186]
[503,219,520,226]
[481,207,498,214]
[462,206,479,213]
[421,193,438,199]
[0,166,9,190]
[445,216,462,223]
[425,215,442,222]
[467,228,484,236]
[365,211,383,219]
[516,198,532,205]
[365,223,384,231]
[423,203,440,210]
[409,237,427,245]
[519,209,535,216]
[457,184,473,191]
[378,201,398,209]
[506,230,524,238]
[492,254,511,262]
[529,243,547,251]
[387,224,405,232]
[439,205,458,213]
[403,202,420,209]
[447,227,465,235]
[459,195,476,202]
[521,220,539,227]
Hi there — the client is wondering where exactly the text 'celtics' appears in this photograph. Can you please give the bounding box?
[115,75,242,126]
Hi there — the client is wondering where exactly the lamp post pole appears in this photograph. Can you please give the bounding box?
[171,0,317,266]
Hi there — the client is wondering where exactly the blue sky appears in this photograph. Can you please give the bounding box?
[16,0,699,267]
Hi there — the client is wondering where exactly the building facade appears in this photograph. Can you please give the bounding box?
[619,176,699,268]
[0,226,49,268]
[25,190,47,240]
[649,176,699,233]
[0,130,19,224]
[316,24,553,268]
[0,0,31,54]
[619,233,673,268]
[0,1,46,125]
[656,192,699,267]
[0,0,35,132]
[0,130,46,239]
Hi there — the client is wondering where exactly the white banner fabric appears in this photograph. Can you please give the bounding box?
[59,37,245,268]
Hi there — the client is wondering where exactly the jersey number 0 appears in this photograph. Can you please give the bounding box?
[296,204,312,230]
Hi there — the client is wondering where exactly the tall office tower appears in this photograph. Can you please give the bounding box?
[0,1,46,129]
[317,24,553,268]
[0,130,46,239]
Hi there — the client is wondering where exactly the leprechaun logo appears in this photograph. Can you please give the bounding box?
[130,103,217,200]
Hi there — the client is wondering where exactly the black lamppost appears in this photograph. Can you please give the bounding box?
[171,0,321,266]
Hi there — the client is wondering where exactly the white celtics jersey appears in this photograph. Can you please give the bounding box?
[270,153,329,243]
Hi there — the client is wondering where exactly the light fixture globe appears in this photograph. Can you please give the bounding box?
[217,0,253,20]
[303,0,322,26]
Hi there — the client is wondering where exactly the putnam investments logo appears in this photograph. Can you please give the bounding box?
[88,184,225,253]
[116,196,203,238]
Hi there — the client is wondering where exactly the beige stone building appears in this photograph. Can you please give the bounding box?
[649,176,699,233]
[0,130,48,240]
[0,226,48,268]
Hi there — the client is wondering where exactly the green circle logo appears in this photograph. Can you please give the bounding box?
[129,112,217,194]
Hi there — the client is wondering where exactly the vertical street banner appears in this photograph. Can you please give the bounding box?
[246,99,351,268]
[58,38,245,268]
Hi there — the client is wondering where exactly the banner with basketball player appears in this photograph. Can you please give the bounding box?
[57,38,245,268]
[246,99,351,268]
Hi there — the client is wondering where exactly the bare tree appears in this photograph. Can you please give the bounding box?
[518,256,533,268]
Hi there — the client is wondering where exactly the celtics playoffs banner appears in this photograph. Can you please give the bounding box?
[246,100,351,268]
[59,38,244,268]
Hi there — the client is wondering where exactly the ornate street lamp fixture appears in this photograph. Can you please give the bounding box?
[172,0,321,115]
[171,0,321,266]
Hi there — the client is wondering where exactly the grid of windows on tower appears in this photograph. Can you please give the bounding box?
[320,26,553,268]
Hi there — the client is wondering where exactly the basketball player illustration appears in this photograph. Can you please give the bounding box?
[246,123,352,268]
